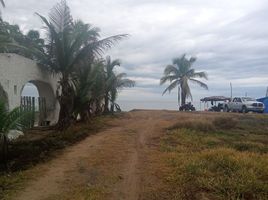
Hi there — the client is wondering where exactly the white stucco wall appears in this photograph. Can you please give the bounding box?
[0,53,60,125]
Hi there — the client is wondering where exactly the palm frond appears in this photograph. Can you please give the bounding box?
[0,100,32,134]
[160,75,178,85]
[48,0,73,33]
[162,80,179,95]
[189,56,197,64]
[91,34,129,56]
[117,78,135,88]
[163,64,179,76]
[190,78,208,90]
[192,71,208,80]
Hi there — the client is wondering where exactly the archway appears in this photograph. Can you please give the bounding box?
[21,82,39,126]
[0,53,60,125]
[20,80,57,126]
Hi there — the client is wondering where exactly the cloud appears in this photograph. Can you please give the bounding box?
[3,0,268,110]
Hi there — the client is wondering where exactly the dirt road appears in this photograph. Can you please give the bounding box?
[14,110,178,200]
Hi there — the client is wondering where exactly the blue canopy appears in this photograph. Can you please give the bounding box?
[257,97,268,113]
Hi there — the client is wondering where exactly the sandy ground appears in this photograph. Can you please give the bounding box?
[13,110,180,200]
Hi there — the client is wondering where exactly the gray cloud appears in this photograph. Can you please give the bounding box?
[3,0,268,110]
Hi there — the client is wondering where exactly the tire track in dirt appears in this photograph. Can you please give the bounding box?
[115,112,165,200]
[13,111,176,200]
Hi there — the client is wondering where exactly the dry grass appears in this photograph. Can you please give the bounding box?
[0,115,115,200]
[160,113,268,200]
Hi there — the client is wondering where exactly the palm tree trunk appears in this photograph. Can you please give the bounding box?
[104,92,109,113]
[0,134,8,169]
[110,102,115,114]
[57,75,73,130]
[178,86,181,106]
[181,89,186,106]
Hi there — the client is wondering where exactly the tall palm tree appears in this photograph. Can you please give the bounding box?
[104,56,135,113]
[35,0,127,129]
[160,54,208,106]
[103,56,135,113]
[109,72,135,113]
[103,56,121,113]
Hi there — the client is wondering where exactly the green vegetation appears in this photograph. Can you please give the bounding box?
[160,54,208,106]
[34,0,132,129]
[103,56,135,113]
[0,100,33,167]
[0,0,134,130]
[161,114,268,200]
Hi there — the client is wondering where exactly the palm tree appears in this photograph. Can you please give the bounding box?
[103,56,135,113]
[35,0,127,129]
[103,56,121,113]
[160,54,208,106]
[109,72,135,113]
[73,60,106,120]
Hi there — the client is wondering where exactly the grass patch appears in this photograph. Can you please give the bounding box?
[213,116,238,130]
[168,120,215,132]
[160,113,268,200]
[167,148,268,200]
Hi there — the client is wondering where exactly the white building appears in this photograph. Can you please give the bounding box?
[0,53,60,125]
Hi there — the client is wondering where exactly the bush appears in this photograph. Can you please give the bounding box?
[213,117,238,130]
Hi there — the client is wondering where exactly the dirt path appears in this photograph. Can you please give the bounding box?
[14,110,177,200]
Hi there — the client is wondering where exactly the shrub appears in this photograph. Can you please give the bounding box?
[213,117,238,130]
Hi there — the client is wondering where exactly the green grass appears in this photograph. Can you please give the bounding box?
[161,114,268,200]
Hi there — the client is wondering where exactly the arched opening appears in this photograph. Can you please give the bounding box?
[20,80,56,127]
[21,82,40,126]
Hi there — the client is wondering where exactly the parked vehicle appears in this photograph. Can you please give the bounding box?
[223,97,265,113]
[179,102,196,111]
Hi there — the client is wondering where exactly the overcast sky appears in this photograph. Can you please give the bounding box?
[6,0,268,110]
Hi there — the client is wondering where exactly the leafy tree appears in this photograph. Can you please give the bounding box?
[0,21,44,58]
[35,0,127,129]
[160,54,208,106]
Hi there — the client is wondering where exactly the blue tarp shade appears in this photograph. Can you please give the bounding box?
[257,97,268,113]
